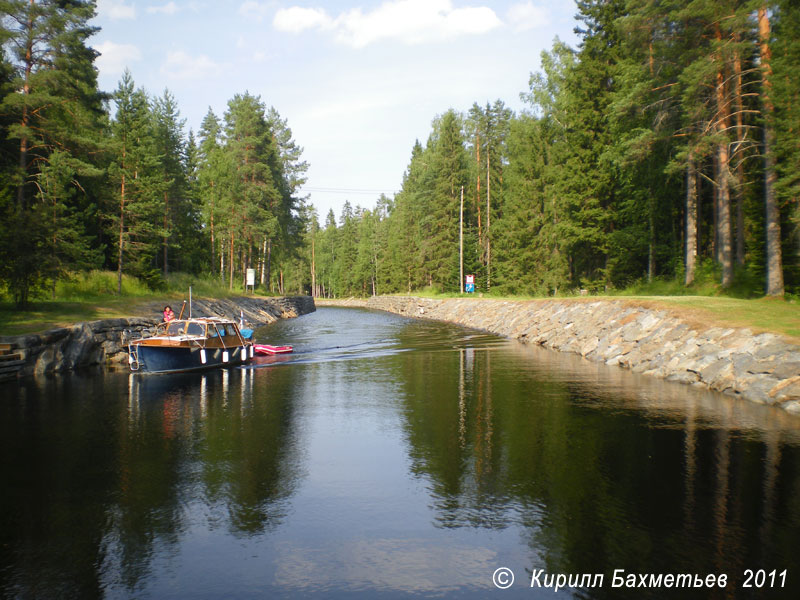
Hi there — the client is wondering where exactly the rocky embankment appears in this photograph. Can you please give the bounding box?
[318,296,800,414]
[0,296,315,380]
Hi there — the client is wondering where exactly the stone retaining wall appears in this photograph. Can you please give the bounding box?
[0,296,315,378]
[318,296,800,415]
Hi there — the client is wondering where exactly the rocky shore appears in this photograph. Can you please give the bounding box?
[318,296,800,415]
[0,295,315,379]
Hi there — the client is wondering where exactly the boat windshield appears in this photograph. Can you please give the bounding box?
[165,321,185,335]
[186,322,205,336]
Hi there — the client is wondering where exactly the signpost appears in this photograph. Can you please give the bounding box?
[246,268,256,293]
[465,274,475,293]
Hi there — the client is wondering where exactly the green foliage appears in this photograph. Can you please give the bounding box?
[309,0,799,301]
[1,1,798,306]
[0,0,105,306]
[53,270,153,301]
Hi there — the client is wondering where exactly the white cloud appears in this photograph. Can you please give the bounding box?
[238,1,272,22]
[146,2,179,15]
[273,7,333,34]
[93,40,141,75]
[96,0,136,20]
[507,2,550,32]
[273,0,501,48]
[160,50,222,80]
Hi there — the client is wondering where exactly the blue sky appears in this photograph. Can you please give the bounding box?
[91,1,579,221]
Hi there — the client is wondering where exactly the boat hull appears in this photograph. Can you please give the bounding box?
[132,343,253,374]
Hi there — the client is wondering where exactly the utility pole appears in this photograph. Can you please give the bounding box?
[487,151,491,291]
[460,185,464,294]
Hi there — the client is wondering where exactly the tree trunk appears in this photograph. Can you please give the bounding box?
[733,43,746,266]
[476,133,482,252]
[16,12,33,208]
[715,27,733,287]
[117,172,126,295]
[713,153,720,264]
[209,187,215,274]
[260,236,267,285]
[685,157,698,286]
[311,236,316,297]
[648,199,655,283]
[228,231,234,290]
[759,6,784,296]
[717,145,734,288]
[163,191,169,277]
[265,238,272,290]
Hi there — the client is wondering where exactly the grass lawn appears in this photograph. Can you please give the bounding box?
[2,280,798,343]
[391,290,800,343]
[615,295,800,342]
[0,271,243,336]
[0,298,161,336]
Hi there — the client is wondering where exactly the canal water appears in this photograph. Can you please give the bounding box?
[1,307,799,599]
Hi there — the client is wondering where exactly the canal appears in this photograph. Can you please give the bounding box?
[1,307,799,599]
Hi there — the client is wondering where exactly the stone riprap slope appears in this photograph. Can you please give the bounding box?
[318,296,800,415]
[0,296,315,378]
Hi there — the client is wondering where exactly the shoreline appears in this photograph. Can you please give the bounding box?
[0,296,315,380]
[317,296,800,415]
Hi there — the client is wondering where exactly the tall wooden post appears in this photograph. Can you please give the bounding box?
[459,185,464,294]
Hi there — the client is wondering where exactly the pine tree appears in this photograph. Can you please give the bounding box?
[467,101,511,290]
[152,89,189,277]
[197,108,227,274]
[0,0,104,306]
[223,93,277,290]
[108,70,166,293]
[759,4,783,296]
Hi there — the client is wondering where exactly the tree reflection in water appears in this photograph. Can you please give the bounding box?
[1,308,799,599]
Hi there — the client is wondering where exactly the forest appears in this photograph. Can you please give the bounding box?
[1,1,799,308]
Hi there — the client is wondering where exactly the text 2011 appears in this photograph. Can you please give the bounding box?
[742,569,787,588]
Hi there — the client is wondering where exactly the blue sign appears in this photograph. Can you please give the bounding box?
[465,283,475,293]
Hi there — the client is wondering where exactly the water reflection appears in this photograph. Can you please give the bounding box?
[1,308,799,599]
[394,337,800,597]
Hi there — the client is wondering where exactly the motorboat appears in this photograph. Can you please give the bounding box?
[128,317,254,373]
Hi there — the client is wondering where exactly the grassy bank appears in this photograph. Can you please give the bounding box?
[619,296,800,342]
[2,271,798,342]
[394,289,800,342]
[0,271,264,336]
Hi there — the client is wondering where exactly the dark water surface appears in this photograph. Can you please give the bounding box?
[1,307,799,599]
